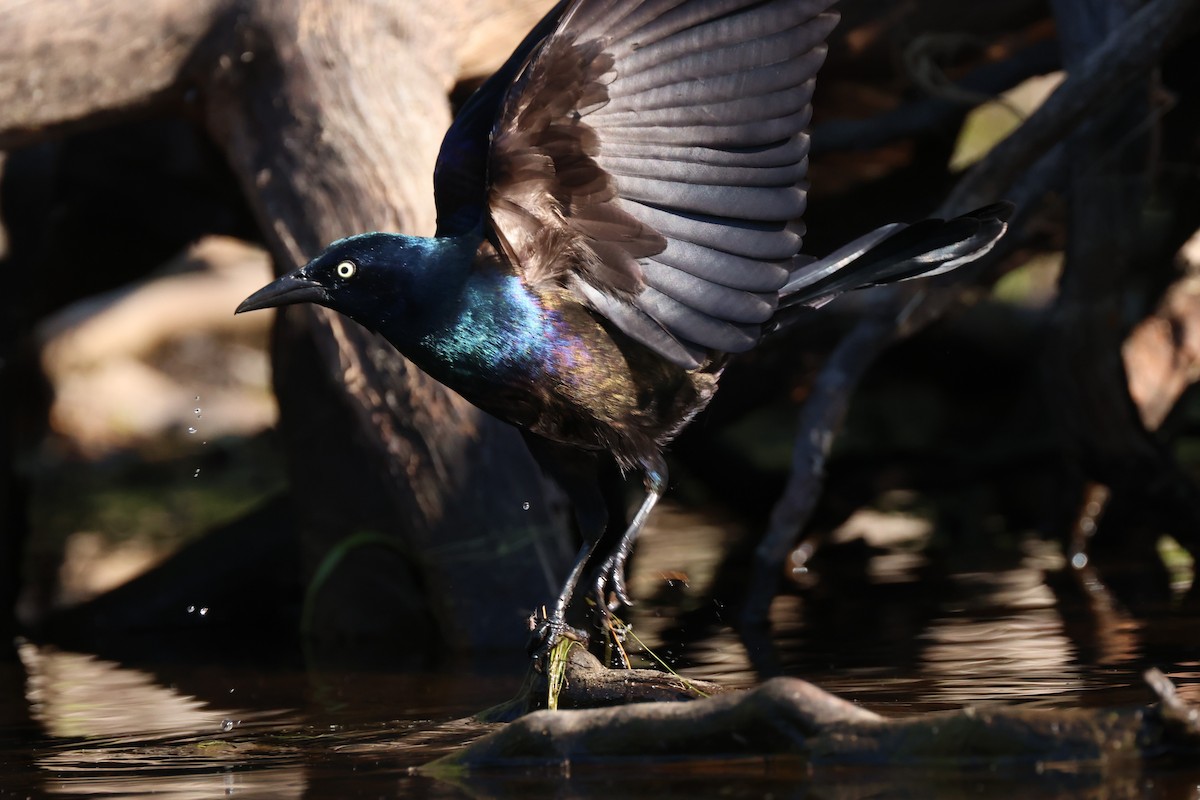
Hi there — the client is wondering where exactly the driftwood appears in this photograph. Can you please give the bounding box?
[480,645,725,723]
[425,659,1200,773]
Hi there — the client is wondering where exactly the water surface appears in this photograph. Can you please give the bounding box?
[4,504,1200,799]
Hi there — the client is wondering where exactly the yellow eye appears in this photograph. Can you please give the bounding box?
[336,260,357,279]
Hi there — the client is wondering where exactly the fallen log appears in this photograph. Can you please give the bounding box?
[428,657,1200,773]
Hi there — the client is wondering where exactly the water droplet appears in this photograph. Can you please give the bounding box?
[1071,552,1089,570]
[194,408,202,418]
[199,607,209,616]
[521,501,530,511]
[187,605,196,613]
[195,395,201,402]
[193,469,201,478]
[220,719,235,732]
[187,426,197,435]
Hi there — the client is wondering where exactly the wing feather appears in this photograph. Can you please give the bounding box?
[650,238,791,292]
[618,200,805,260]
[594,82,817,130]
[605,26,834,105]
[598,148,808,188]
[615,177,806,221]
[600,136,809,168]
[435,0,1012,370]
[635,288,761,353]
[641,260,777,323]
[477,0,837,365]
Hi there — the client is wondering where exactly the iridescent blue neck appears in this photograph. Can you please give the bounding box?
[414,270,561,383]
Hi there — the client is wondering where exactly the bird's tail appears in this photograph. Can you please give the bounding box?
[779,202,1014,312]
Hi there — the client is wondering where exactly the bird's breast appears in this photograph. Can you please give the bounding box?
[411,276,593,416]
[409,274,709,464]
[416,276,575,382]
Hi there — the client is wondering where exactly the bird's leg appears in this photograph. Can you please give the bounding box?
[527,540,595,657]
[591,457,667,613]
[522,438,667,659]
[523,435,609,659]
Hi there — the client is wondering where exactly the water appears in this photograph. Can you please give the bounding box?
[4,505,1200,798]
[0,646,508,799]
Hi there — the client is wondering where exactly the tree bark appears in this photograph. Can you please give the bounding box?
[193,0,570,649]
[0,0,227,148]
[1,0,570,651]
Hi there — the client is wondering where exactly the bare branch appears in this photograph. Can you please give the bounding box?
[945,0,1198,213]
[741,0,1196,636]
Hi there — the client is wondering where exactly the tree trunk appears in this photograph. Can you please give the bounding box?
[1,0,570,651]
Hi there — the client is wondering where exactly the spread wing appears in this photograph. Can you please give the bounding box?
[433,0,573,235]
[436,0,839,370]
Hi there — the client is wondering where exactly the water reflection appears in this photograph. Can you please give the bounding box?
[39,767,304,799]
[5,639,531,799]
[21,642,263,739]
[621,504,1200,723]
[4,503,1200,798]
[919,568,1083,708]
[16,642,300,797]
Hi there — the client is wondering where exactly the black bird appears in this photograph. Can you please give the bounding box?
[237,0,1011,654]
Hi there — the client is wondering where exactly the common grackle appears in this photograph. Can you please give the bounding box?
[238,0,1012,655]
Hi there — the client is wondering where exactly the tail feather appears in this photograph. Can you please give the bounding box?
[781,202,1014,310]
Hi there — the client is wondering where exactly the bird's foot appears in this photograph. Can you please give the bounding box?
[527,607,588,660]
[591,551,633,614]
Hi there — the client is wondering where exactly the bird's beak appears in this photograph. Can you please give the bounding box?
[236,273,327,314]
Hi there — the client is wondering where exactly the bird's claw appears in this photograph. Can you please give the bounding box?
[591,552,633,613]
[527,607,588,660]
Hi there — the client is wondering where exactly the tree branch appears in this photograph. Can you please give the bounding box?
[945,0,1198,213]
[740,0,1197,639]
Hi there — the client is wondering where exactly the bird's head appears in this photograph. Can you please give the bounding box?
[236,232,449,332]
